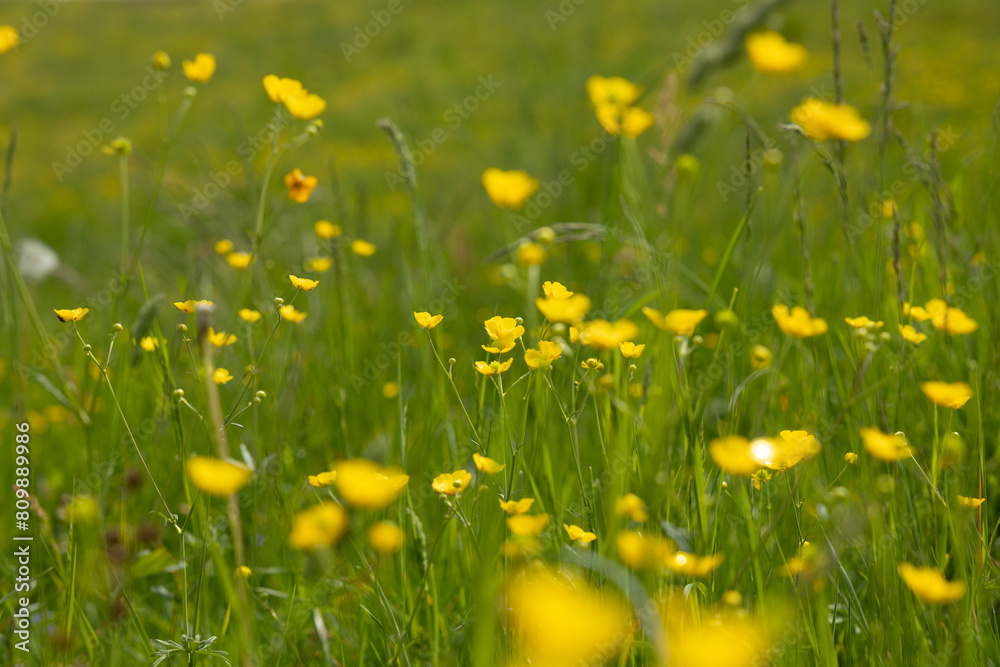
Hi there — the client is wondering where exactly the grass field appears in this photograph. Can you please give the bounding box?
[2,0,1000,665]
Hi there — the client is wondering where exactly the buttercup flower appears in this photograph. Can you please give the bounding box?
[283,91,327,120]
[920,381,972,409]
[563,524,597,545]
[414,311,444,330]
[619,341,645,358]
[772,304,828,338]
[748,430,821,471]
[226,251,252,269]
[924,299,978,335]
[206,328,237,347]
[315,220,342,238]
[751,344,773,370]
[174,299,212,314]
[957,496,985,508]
[844,452,858,464]
[507,514,550,536]
[542,281,573,298]
[473,453,505,474]
[1,26,20,54]
[790,97,871,142]
[616,531,674,569]
[483,316,525,353]
[595,103,655,137]
[182,53,215,83]
[139,336,159,352]
[536,294,592,324]
[845,316,883,329]
[475,358,514,377]
[367,521,403,555]
[304,257,332,272]
[212,368,233,385]
[899,324,927,345]
[481,168,539,209]
[499,498,534,514]
[860,427,912,461]
[288,502,348,550]
[898,563,966,604]
[615,493,648,522]
[239,309,262,323]
[285,168,318,203]
[666,551,724,577]
[214,239,234,254]
[280,305,308,323]
[904,302,931,322]
[578,319,639,350]
[289,274,319,291]
[710,436,760,476]
[516,242,546,267]
[642,307,708,336]
[351,239,377,257]
[185,456,252,497]
[433,469,472,495]
[524,340,562,370]
[333,458,408,508]
[54,308,89,323]
[581,357,604,371]
[263,75,304,103]
[586,75,642,107]
[307,471,337,487]
[745,31,807,74]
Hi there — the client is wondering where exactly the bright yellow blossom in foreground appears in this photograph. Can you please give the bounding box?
[899,324,927,345]
[542,280,573,298]
[957,496,985,508]
[307,471,337,487]
[333,459,408,508]
[710,436,760,476]
[206,328,237,347]
[239,309,262,323]
[481,168,539,209]
[475,358,513,377]
[280,305,308,323]
[860,427,912,461]
[304,256,333,272]
[283,90,327,120]
[499,498,534,514]
[616,531,674,569]
[414,311,444,329]
[524,340,562,370]
[536,294,592,323]
[483,315,525,353]
[507,514,550,537]
[315,220,342,238]
[666,551,724,577]
[472,453,505,474]
[351,239,377,256]
[54,308,89,323]
[662,597,773,667]
[212,368,233,385]
[615,493,648,522]
[845,315,883,329]
[595,103,655,137]
[185,456,252,497]
[619,341,645,358]
[920,381,972,409]
[288,502,348,550]
[586,75,642,107]
[578,318,639,350]
[791,97,871,141]
[563,524,597,545]
[174,299,212,314]
[772,304,827,337]
[226,251,252,270]
[433,469,471,495]
[182,53,216,83]
[289,274,319,291]
[285,168,318,203]
[0,26,20,54]
[748,430,821,471]
[745,31,807,74]
[924,298,978,334]
[367,521,403,555]
[898,563,966,604]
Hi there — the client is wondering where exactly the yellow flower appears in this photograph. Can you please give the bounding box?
[615,493,648,522]
[899,324,927,345]
[185,456,252,497]
[904,302,931,322]
[745,31,807,74]
[924,299,978,335]
[382,381,399,399]
[709,436,760,476]
[289,274,319,291]
[595,103,655,137]
[751,344,772,370]
[507,514,550,536]
[845,315,883,329]
[285,168,317,203]
[475,358,514,377]
[414,311,444,330]
[206,328,237,347]
[844,452,858,465]
[212,368,233,385]
[473,453,505,474]
[351,239,377,257]
[432,469,472,495]
[536,294,592,324]
[860,427,912,461]
[772,304,828,338]
[897,563,966,604]
[0,26,20,54]
[616,531,674,569]
[563,524,597,545]
[790,97,871,142]
[662,600,773,667]
[748,430,821,471]
[54,308,89,323]
[483,316,525,352]
[367,521,403,555]
[288,502,348,550]
[263,75,304,103]
[182,53,215,83]
[214,239,234,254]
[619,341,645,358]
[65,494,100,523]
[524,340,562,370]
[920,381,972,409]
[957,496,985,508]
[235,565,252,579]
[499,498,535,514]
[516,242,546,267]
[304,257,333,272]
[307,471,337,487]
[226,251,252,269]
[542,281,573,298]
[333,458,408,508]
[284,92,327,120]
[315,220,342,239]
[666,551,724,577]
[481,168,539,209]
[139,336,159,352]
[586,75,642,107]
[239,308,262,323]
[578,319,639,350]
[174,299,212,314]
[280,305,308,323]
[581,357,604,371]
[642,307,708,336]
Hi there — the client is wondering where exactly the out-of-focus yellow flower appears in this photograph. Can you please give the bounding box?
[615,493,648,522]
[579,319,639,350]
[507,514,550,537]
[957,496,985,508]
[661,596,774,667]
[500,498,535,514]
[924,299,978,335]
[182,53,215,83]
[524,340,562,370]
[745,31,807,74]
[536,294,592,324]
[750,344,772,370]
[790,97,871,142]
[315,220,342,239]
[54,308,89,323]
[845,315,883,329]
[206,328,237,347]
[214,239,234,254]
[475,358,514,377]
[748,430,820,471]
[151,50,171,70]
[483,315,524,353]
[65,494,99,523]
[507,566,629,667]
[844,452,858,465]
[481,168,539,209]
[920,381,972,409]
[414,311,443,330]
[239,308,262,323]
[860,427,912,461]
[139,336,159,352]
[882,199,898,218]
[710,436,760,476]
[186,456,252,497]
[586,75,642,107]
[307,471,337,487]
[563,524,597,545]
[616,531,674,569]
[642,307,708,336]
[382,382,399,399]
[904,302,931,322]
[235,565,252,579]
[898,563,966,604]
[334,459,408,508]
[595,103,655,137]
[619,341,645,358]
[285,168,318,203]
[432,469,472,495]
[367,521,404,555]
[772,304,827,337]
[284,92,327,120]
[304,256,333,273]
[288,501,348,550]
[289,274,319,291]
[174,299,212,314]
[899,324,927,344]
[473,453,505,474]
[226,251,252,269]
[263,75,304,103]
[542,281,573,298]
[212,368,233,384]
[666,551,724,577]
[280,305,308,323]
[0,26,20,54]
[516,241,546,266]
[351,239,377,256]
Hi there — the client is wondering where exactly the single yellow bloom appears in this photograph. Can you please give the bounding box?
[898,563,966,604]
[65,494,100,523]
[500,498,535,514]
[382,381,399,399]
[899,324,927,345]
[0,26,20,54]
[616,531,674,569]
[578,319,639,350]
[239,308,262,323]
[844,452,858,464]
[235,565,252,579]
[432,469,472,495]
[206,328,237,347]
[710,436,761,476]
[351,239,377,256]
[790,97,871,142]
[214,239,234,254]
[524,340,563,370]
[920,381,972,409]
[586,75,641,107]
[307,471,337,487]
[174,299,212,314]
[182,53,215,83]
[925,299,978,335]
[289,274,319,291]
[642,306,708,336]
[54,307,89,323]
[748,430,820,471]
[957,496,985,508]
[751,344,772,370]
[475,358,514,377]
[536,294,592,324]
[860,427,912,461]
[516,241,546,267]
[615,493,648,522]
[845,315,883,329]
[284,92,327,120]
[304,257,333,272]
[414,311,444,329]
[285,168,317,203]
[619,341,645,358]
[280,305,308,323]
[263,75,304,103]
[226,251,252,269]
[563,524,597,545]
[595,103,655,137]
[484,315,525,348]
[542,281,573,298]
[882,199,898,218]
[772,304,828,338]
[334,459,408,508]
[507,514,550,537]
[745,31,807,74]
[663,601,773,667]
[367,521,403,555]
[473,453,505,474]
[186,456,252,497]
[288,501,348,550]
[904,302,931,322]
[666,551,724,577]
[212,367,234,384]
[315,220,342,239]
[481,168,539,209]
[139,336,159,352]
